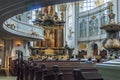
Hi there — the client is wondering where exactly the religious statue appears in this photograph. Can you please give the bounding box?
[45,29,50,40]
[61,12,64,21]
[44,6,53,15]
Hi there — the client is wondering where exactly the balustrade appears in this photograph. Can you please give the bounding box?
[3,18,44,39]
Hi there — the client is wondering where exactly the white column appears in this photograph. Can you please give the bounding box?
[112,0,118,23]
[115,0,120,23]
[74,2,79,54]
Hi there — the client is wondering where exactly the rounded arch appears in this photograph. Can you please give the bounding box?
[90,42,98,56]
[92,43,98,56]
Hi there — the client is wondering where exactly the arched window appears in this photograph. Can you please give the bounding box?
[79,0,95,12]
[89,19,94,36]
[79,0,112,12]
[94,18,99,35]
[80,19,87,37]
[89,16,99,36]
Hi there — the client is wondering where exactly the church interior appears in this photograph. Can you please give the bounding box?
[0,0,120,80]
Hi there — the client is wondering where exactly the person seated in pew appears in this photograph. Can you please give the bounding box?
[108,54,115,60]
[85,57,93,64]
[69,56,78,61]
[47,55,53,60]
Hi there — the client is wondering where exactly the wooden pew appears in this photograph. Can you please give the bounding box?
[32,60,94,69]
[73,68,104,80]
[52,65,63,80]
[23,62,29,80]
[22,60,96,80]
[35,69,43,80]
[30,60,95,80]
[35,63,48,80]
[82,72,104,80]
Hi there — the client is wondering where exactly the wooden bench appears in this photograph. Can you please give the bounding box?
[23,60,96,80]
[73,68,104,80]
[82,72,104,80]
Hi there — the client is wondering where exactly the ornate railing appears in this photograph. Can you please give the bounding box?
[3,18,44,39]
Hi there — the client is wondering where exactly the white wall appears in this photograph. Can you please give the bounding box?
[11,40,30,60]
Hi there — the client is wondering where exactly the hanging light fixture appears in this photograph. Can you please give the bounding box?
[101,2,120,51]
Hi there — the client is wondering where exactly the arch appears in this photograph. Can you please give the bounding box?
[90,42,99,56]
[92,43,98,56]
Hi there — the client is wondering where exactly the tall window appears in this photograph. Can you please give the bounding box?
[79,0,111,12]
[80,19,87,37]
[83,0,95,11]
[89,17,99,36]
[79,0,95,12]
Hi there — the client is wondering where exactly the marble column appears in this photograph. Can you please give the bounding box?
[61,29,64,47]
[58,28,64,47]
[116,0,120,22]
[54,29,57,47]
[74,2,79,54]
[57,29,60,47]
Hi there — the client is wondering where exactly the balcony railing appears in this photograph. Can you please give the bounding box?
[3,18,44,39]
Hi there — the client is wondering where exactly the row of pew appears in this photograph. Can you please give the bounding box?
[20,61,104,80]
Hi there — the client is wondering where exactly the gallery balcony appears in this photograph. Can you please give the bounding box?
[2,17,44,40]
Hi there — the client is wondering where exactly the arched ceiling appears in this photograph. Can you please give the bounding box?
[0,0,82,40]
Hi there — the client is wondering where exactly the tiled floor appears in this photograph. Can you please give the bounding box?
[0,76,16,80]
[0,68,17,80]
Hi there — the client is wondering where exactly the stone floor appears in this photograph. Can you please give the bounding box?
[0,68,17,80]
[0,76,16,80]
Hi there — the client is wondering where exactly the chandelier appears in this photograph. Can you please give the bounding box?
[101,2,120,51]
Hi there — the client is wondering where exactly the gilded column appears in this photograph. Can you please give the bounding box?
[61,28,64,47]
[59,4,66,47]
[59,28,64,47]
[54,29,57,47]
[57,29,60,47]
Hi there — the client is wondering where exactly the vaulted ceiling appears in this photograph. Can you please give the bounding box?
[0,0,82,40]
